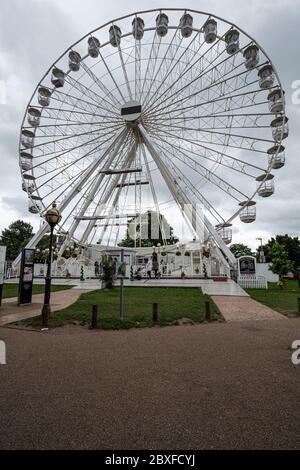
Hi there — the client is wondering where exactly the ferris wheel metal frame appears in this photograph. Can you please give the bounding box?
[15,7,287,267]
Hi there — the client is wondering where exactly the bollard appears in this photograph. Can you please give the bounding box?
[205,300,211,322]
[298,298,300,315]
[152,303,158,323]
[90,305,98,329]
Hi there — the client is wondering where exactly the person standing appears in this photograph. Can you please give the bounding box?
[94,260,99,277]
[146,259,152,279]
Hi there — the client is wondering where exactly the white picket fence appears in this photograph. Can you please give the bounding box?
[238,275,268,289]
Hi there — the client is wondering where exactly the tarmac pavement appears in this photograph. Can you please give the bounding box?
[0,318,300,449]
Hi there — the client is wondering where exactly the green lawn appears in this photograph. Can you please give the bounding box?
[2,283,73,299]
[246,280,300,317]
[21,287,223,329]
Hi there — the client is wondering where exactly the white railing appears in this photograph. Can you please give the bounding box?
[238,275,268,289]
[5,265,20,279]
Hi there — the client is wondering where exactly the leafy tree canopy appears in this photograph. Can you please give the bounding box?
[261,234,300,269]
[118,210,179,248]
[230,243,254,258]
[268,242,294,278]
[0,220,33,261]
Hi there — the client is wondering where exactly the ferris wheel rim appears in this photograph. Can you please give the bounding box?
[18,7,287,247]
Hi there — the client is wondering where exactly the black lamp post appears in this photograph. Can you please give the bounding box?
[41,201,61,327]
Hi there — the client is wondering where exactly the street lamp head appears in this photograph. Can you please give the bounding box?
[44,201,62,228]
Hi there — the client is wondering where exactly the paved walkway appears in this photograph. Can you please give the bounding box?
[5,277,243,291]
[1,319,300,449]
[0,288,91,326]
[201,280,248,297]
[212,295,285,322]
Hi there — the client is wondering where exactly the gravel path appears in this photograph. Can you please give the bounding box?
[212,295,285,322]
[1,319,300,449]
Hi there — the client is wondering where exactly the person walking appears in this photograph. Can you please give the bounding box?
[152,259,159,279]
[146,259,152,279]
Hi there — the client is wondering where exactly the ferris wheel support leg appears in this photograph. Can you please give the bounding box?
[57,129,129,257]
[97,143,138,245]
[138,124,236,266]
[13,129,126,268]
[79,141,138,245]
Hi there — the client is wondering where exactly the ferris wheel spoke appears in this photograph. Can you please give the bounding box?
[64,74,120,116]
[151,119,271,132]
[144,35,225,116]
[148,112,273,131]
[143,25,205,111]
[152,130,266,178]
[33,130,125,190]
[79,61,123,108]
[112,29,133,100]
[31,106,122,124]
[144,77,266,123]
[134,33,141,101]
[141,29,162,101]
[145,44,259,119]
[30,129,119,172]
[95,47,129,103]
[147,125,270,159]
[24,119,121,132]
[28,122,121,153]
[145,85,271,124]
[152,135,249,202]
[153,128,266,175]
[143,30,230,116]
[148,122,274,150]
[41,168,90,202]
[145,83,268,127]
[50,87,120,119]
[33,121,121,143]
[142,26,182,110]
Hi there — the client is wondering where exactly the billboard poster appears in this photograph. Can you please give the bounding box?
[116,261,126,278]
[18,248,35,305]
[238,256,256,276]
[0,246,6,306]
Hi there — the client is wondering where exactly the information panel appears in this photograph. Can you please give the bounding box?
[18,249,35,305]
[238,256,256,276]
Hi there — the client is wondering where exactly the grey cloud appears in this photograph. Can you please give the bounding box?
[0,0,299,250]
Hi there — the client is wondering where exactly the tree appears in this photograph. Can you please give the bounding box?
[100,255,115,289]
[262,235,300,269]
[230,243,254,258]
[269,243,294,280]
[118,210,179,247]
[0,220,33,261]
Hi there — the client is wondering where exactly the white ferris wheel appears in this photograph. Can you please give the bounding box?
[17,8,288,264]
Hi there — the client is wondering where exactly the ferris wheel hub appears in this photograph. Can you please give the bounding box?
[121,100,142,122]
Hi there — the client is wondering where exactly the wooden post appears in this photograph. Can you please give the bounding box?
[152,303,158,323]
[205,300,211,321]
[90,305,98,329]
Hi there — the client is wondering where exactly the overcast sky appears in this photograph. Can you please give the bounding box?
[0,0,299,250]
